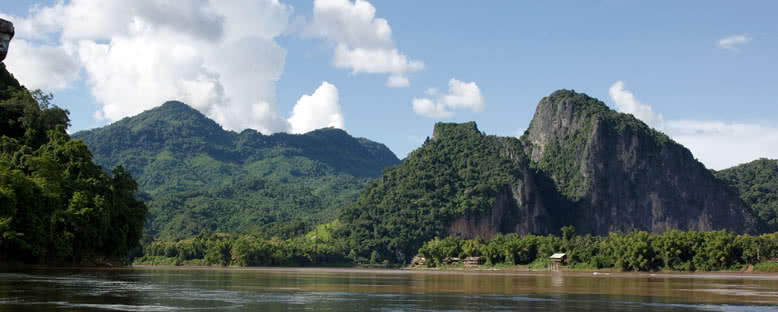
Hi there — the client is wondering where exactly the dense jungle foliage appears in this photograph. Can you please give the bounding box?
[0,64,147,265]
[335,122,530,264]
[417,228,778,272]
[135,230,353,267]
[716,158,778,232]
[136,227,778,272]
[73,101,400,241]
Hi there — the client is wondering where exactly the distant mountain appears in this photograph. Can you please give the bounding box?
[716,158,778,232]
[73,101,400,240]
[337,90,757,263]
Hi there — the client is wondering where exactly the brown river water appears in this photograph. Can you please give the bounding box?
[1,267,777,311]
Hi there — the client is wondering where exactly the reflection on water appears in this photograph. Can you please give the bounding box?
[1,267,777,311]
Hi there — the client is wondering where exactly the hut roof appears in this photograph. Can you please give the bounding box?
[550,253,566,259]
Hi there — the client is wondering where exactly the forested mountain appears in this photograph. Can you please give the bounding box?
[73,102,400,240]
[716,158,778,232]
[337,122,564,263]
[337,90,758,263]
[0,64,147,265]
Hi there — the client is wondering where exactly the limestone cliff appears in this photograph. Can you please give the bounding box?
[523,90,756,234]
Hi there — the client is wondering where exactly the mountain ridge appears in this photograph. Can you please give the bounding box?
[73,101,400,240]
[336,89,758,263]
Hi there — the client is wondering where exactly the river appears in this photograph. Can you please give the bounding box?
[1,267,777,311]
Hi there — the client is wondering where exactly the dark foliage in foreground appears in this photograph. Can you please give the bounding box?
[0,64,147,265]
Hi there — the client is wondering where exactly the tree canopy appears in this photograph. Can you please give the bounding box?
[73,101,400,241]
[0,64,147,265]
[716,158,778,232]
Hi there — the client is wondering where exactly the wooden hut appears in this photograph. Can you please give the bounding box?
[464,256,482,267]
[549,253,567,271]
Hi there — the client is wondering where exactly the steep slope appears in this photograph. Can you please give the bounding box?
[716,158,778,232]
[73,102,400,239]
[1,64,146,265]
[337,122,559,263]
[523,90,756,234]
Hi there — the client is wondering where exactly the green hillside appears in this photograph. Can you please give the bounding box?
[73,102,400,240]
[716,158,778,232]
[336,122,543,263]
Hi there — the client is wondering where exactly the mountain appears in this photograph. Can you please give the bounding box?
[715,158,778,232]
[337,122,566,263]
[73,101,400,240]
[523,90,755,235]
[337,89,757,263]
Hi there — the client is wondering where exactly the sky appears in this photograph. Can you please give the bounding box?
[1,0,776,170]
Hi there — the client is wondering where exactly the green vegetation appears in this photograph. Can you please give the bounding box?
[753,260,778,272]
[134,232,352,267]
[416,229,778,272]
[336,122,533,264]
[716,158,778,232]
[73,101,400,241]
[0,64,146,265]
[137,228,778,272]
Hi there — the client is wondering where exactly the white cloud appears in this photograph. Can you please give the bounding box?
[308,0,392,49]
[4,39,81,90]
[309,0,423,87]
[412,97,452,118]
[718,34,752,50]
[442,79,485,112]
[2,0,310,134]
[608,81,664,128]
[288,81,345,134]
[332,44,424,74]
[667,120,778,170]
[386,75,409,88]
[413,79,484,118]
[608,81,778,170]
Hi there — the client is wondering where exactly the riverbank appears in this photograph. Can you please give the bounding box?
[125,260,778,276]
[118,265,778,282]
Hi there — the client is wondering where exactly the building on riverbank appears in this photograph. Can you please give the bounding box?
[550,253,567,271]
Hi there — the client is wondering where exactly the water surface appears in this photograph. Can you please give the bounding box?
[1,267,777,311]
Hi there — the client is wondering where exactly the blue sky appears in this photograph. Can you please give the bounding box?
[2,1,776,169]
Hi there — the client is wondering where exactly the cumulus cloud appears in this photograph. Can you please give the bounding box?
[309,0,423,87]
[288,82,345,134]
[608,81,778,170]
[4,39,81,90]
[718,34,752,50]
[608,81,664,128]
[442,79,485,112]
[412,97,452,118]
[413,78,484,118]
[1,0,318,134]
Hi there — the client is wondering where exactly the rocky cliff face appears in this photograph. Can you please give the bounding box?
[524,90,756,234]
